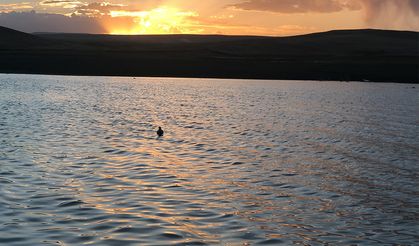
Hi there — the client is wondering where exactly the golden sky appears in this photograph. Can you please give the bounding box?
[0,0,418,35]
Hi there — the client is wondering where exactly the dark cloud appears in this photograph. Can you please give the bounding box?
[410,0,419,11]
[361,0,419,19]
[231,0,419,20]
[230,0,419,30]
[230,0,361,13]
[0,11,105,33]
[360,0,419,30]
[41,0,81,4]
[39,0,84,9]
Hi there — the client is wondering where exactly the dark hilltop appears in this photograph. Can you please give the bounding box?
[0,26,418,83]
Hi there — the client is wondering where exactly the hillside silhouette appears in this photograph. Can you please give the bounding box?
[1,27,417,83]
[0,26,46,47]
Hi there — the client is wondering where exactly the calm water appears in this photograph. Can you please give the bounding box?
[0,74,418,245]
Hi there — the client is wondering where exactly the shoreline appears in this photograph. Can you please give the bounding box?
[0,71,417,84]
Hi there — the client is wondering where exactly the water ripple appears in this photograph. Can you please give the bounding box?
[0,75,418,245]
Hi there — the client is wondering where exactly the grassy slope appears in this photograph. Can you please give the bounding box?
[1,27,418,83]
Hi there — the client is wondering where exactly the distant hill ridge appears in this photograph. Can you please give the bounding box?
[0,26,44,47]
[1,25,417,46]
[0,26,418,83]
[1,25,416,42]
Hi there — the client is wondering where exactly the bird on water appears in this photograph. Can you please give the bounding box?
[157,126,164,137]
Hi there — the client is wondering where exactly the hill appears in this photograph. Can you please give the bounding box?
[0,26,46,47]
[0,27,417,83]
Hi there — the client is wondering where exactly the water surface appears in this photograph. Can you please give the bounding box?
[0,74,418,245]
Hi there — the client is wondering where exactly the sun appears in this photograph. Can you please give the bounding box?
[107,6,201,35]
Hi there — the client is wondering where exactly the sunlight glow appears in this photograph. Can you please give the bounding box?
[108,6,201,35]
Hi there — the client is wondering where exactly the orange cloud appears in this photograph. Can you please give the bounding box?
[0,2,33,13]
[104,7,200,34]
[1,0,418,35]
[230,0,362,13]
[74,2,127,16]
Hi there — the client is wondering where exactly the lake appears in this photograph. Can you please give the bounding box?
[0,74,418,245]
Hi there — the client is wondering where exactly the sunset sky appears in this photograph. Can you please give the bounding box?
[0,0,418,35]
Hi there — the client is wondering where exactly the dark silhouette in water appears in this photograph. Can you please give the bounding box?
[157,127,164,137]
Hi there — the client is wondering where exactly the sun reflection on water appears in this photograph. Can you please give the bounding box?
[1,75,418,245]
